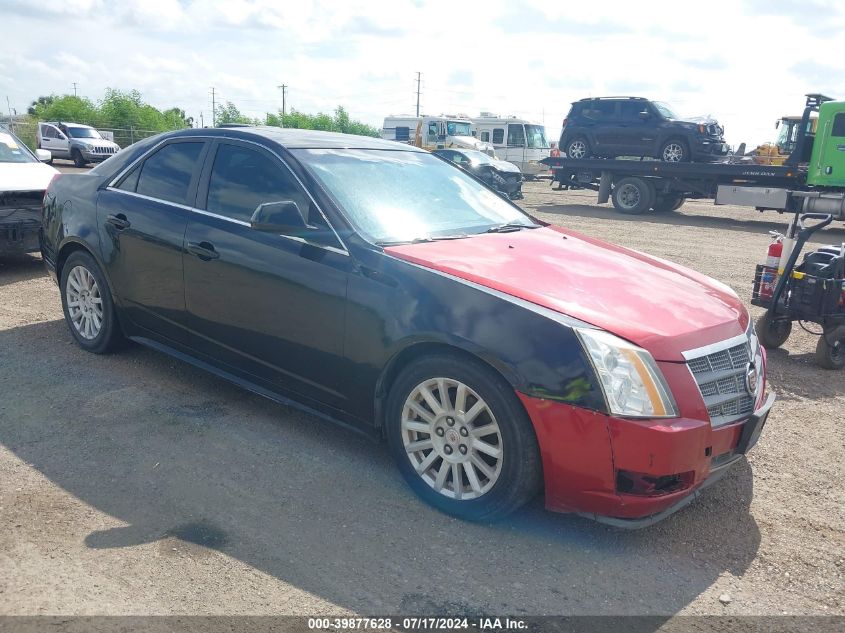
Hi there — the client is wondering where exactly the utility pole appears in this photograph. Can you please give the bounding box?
[415,72,421,117]
[72,82,78,97]
[200,112,204,128]
[277,84,287,116]
[210,87,216,127]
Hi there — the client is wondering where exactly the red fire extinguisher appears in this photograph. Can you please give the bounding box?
[760,237,783,301]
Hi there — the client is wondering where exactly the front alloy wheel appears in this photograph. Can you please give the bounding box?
[661,141,688,162]
[386,354,542,521]
[401,378,503,500]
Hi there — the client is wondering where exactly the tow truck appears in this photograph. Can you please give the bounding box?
[543,94,845,219]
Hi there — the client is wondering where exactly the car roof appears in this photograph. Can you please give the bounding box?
[171,126,425,151]
[574,96,648,103]
[44,121,95,128]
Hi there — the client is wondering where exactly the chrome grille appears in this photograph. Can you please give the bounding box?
[684,327,761,428]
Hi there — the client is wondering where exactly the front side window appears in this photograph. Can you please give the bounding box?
[446,121,472,136]
[832,112,845,137]
[294,148,535,244]
[206,144,309,223]
[621,101,647,122]
[492,128,504,144]
[507,124,526,147]
[135,141,204,205]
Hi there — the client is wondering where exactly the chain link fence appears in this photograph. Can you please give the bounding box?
[0,117,182,152]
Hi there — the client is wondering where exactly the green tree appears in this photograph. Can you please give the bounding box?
[263,105,379,137]
[27,95,98,125]
[215,102,257,126]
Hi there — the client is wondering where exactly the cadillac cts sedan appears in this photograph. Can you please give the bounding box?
[41,127,774,527]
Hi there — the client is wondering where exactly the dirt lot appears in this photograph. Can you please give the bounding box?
[0,175,842,618]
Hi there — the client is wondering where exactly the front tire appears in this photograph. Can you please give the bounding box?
[386,354,542,521]
[815,327,845,370]
[755,312,792,349]
[72,149,87,168]
[660,139,689,162]
[60,251,124,354]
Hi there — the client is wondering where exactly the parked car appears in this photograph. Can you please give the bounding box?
[0,125,57,255]
[37,121,120,167]
[433,148,524,199]
[560,97,728,162]
[42,127,773,527]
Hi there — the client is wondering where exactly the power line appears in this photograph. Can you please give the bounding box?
[72,82,78,97]
[415,72,421,117]
[277,84,287,117]
[210,86,216,127]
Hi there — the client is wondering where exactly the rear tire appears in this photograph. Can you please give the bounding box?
[815,327,845,370]
[653,193,685,212]
[386,353,542,522]
[60,251,124,354]
[755,313,792,349]
[611,177,655,214]
[565,136,591,159]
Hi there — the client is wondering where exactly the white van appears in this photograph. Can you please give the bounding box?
[471,114,550,176]
[382,115,493,154]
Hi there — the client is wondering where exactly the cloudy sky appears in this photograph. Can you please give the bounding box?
[2,0,844,147]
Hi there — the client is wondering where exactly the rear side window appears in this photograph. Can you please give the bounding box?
[135,142,204,205]
[582,101,617,120]
[395,126,410,141]
[206,143,309,223]
[832,112,845,137]
[492,128,504,144]
[480,131,490,142]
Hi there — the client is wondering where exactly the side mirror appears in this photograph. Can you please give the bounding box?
[35,149,51,162]
[250,200,313,234]
[638,111,651,120]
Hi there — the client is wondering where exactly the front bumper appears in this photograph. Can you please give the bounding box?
[691,138,729,160]
[80,151,111,162]
[517,389,775,527]
[0,220,40,254]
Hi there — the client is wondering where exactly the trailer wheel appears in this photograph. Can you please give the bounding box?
[755,313,792,349]
[565,137,591,159]
[815,327,845,370]
[653,194,685,212]
[611,177,655,214]
[660,139,689,162]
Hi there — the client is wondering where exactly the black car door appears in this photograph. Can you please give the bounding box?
[98,138,209,344]
[618,101,656,156]
[182,139,352,410]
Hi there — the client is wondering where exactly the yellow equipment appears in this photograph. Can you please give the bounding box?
[753,115,818,165]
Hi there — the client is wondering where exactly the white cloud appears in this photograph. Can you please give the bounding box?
[1,0,843,147]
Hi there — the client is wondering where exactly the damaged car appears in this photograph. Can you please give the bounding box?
[433,148,524,199]
[0,126,57,255]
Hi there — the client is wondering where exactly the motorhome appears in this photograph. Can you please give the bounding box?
[471,114,550,176]
[382,115,493,154]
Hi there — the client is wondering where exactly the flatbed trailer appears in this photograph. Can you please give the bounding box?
[541,94,845,220]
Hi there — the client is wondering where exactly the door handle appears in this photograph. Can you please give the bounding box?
[106,213,131,230]
[187,241,220,261]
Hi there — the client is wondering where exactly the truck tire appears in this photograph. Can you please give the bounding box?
[565,137,591,159]
[660,139,689,162]
[755,313,792,349]
[653,193,685,212]
[814,327,845,370]
[72,148,87,168]
[611,177,655,214]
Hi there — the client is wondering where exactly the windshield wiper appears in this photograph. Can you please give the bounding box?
[376,234,472,246]
[485,222,540,233]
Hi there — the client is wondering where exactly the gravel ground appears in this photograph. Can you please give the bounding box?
[0,173,842,618]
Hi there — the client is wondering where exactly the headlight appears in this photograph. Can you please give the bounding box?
[575,328,678,418]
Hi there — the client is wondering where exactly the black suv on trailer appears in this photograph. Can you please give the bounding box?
[560,97,728,163]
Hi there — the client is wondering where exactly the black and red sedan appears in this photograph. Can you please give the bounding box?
[41,127,774,527]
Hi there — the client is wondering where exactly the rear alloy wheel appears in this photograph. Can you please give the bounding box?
[815,327,845,370]
[755,312,792,349]
[386,354,541,521]
[653,193,685,212]
[566,137,590,159]
[660,139,689,162]
[60,251,124,354]
[611,176,656,214]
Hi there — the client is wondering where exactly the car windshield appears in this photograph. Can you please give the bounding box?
[524,125,548,148]
[294,148,535,244]
[67,127,102,139]
[446,121,472,136]
[0,131,36,163]
[653,102,678,119]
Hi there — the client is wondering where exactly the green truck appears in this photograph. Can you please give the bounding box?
[543,94,845,218]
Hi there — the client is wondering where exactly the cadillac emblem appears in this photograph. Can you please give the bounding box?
[745,363,758,397]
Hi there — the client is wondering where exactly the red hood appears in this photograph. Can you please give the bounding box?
[385,226,748,361]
